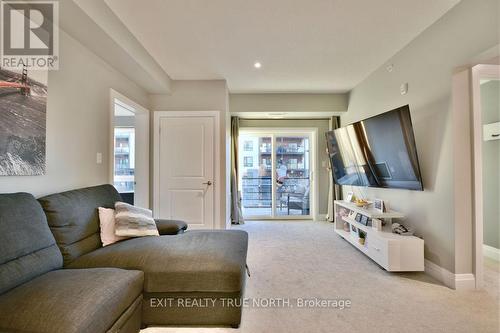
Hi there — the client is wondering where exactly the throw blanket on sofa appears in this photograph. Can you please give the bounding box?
[115,202,159,237]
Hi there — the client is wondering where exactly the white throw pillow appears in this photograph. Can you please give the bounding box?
[114,202,159,237]
[98,207,128,246]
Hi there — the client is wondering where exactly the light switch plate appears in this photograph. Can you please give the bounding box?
[400,83,408,95]
[96,152,103,164]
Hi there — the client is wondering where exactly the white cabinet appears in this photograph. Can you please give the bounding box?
[334,201,424,272]
[483,122,500,141]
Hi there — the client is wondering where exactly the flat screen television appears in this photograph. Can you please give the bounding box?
[325,105,423,191]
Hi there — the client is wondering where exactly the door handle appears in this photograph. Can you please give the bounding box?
[202,181,212,186]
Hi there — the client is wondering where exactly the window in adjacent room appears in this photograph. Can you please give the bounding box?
[243,140,253,151]
[243,156,253,167]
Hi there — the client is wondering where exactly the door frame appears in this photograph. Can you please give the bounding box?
[109,88,150,208]
[153,111,220,227]
[471,64,500,289]
[238,127,318,220]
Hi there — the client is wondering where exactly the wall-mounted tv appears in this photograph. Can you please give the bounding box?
[325,105,423,191]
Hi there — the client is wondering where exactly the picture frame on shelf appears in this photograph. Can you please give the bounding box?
[350,225,358,238]
[360,215,369,226]
[345,191,354,202]
[372,218,383,231]
[373,198,384,212]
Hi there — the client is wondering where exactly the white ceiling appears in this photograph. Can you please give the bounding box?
[105,0,460,93]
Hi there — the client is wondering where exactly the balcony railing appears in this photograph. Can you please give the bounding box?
[114,147,130,154]
[115,168,134,176]
[240,176,310,209]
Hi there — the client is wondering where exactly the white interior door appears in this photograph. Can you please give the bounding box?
[156,115,215,229]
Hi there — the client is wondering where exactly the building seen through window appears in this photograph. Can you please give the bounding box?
[114,127,135,193]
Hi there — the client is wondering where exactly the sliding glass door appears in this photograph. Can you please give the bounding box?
[275,136,311,216]
[239,130,315,219]
[239,135,272,217]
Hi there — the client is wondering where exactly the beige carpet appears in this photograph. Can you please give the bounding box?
[484,256,500,303]
[144,220,500,333]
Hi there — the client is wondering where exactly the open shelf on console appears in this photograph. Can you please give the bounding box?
[334,200,405,219]
[333,200,424,272]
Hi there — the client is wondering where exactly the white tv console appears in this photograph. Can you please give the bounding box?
[333,200,424,272]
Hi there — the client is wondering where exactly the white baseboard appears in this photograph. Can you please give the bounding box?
[483,244,500,262]
[316,214,328,221]
[425,260,455,289]
[424,259,475,290]
[454,273,476,290]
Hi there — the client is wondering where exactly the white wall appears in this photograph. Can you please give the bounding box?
[150,80,230,228]
[0,30,149,197]
[230,93,348,114]
[151,81,228,111]
[61,0,172,94]
[343,0,499,273]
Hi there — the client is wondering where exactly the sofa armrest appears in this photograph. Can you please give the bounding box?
[154,219,188,235]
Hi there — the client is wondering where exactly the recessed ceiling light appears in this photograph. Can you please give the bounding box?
[254,62,262,69]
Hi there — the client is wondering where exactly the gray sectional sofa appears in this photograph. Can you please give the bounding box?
[0,185,248,332]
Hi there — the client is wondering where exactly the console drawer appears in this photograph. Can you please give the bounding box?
[367,236,388,268]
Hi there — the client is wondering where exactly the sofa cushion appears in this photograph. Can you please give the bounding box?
[38,184,122,265]
[0,193,63,295]
[68,230,248,293]
[0,268,144,333]
[98,207,129,246]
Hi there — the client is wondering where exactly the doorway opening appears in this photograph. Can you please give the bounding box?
[471,64,500,292]
[109,89,150,208]
[238,128,317,219]
[113,101,136,203]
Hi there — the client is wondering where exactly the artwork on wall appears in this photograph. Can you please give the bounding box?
[0,66,47,175]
